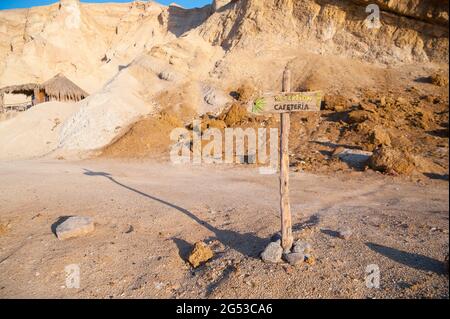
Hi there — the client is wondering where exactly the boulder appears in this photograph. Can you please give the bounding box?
[55,216,95,240]
[369,126,391,151]
[369,146,415,175]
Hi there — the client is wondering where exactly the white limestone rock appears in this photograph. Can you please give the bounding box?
[56,216,95,240]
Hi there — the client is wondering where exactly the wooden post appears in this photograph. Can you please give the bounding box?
[250,70,323,256]
[0,93,4,113]
[33,88,39,106]
[280,69,293,252]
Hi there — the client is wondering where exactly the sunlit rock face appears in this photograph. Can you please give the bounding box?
[59,0,81,29]
[59,0,80,7]
[212,0,234,11]
[350,0,449,26]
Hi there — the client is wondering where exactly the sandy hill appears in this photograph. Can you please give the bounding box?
[0,0,448,170]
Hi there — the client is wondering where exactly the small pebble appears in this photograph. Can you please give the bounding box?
[338,229,352,240]
[305,254,316,265]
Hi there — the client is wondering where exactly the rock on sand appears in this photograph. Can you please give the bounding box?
[188,242,214,268]
[55,216,95,240]
[293,240,312,254]
[284,253,305,266]
[261,241,283,264]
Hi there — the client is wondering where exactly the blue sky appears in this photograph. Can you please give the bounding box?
[0,0,212,10]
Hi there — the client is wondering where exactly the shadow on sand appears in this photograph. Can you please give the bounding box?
[366,242,445,275]
[320,229,341,238]
[423,173,449,181]
[83,169,269,259]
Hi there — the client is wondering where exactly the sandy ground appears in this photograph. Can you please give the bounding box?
[0,159,448,299]
[0,102,81,160]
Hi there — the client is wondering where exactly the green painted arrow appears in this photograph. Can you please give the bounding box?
[252,97,266,113]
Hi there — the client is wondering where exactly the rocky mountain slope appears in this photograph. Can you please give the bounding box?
[1,0,447,89]
[0,0,448,167]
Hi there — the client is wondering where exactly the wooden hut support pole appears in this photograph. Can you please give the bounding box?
[280,69,293,252]
[0,93,4,113]
[33,88,39,106]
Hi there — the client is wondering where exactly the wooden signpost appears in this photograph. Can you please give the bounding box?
[252,91,322,115]
[252,69,323,251]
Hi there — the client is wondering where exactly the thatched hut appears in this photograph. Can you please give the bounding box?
[39,73,88,103]
[0,83,38,112]
[0,73,88,112]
